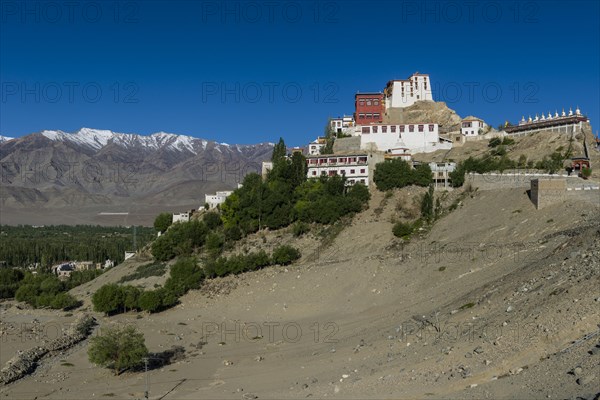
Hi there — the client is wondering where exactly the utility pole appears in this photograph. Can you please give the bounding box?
[143,357,149,399]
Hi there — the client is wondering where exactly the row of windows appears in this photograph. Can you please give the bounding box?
[307,156,368,164]
[361,124,436,134]
[310,168,366,176]
[358,113,381,119]
[358,99,380,106]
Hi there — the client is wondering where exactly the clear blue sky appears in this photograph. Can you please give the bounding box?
[1,0,599,146]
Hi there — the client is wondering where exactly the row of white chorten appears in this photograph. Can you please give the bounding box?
[519,107,583,125]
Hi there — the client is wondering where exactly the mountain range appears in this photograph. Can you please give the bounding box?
[0,128,274,226]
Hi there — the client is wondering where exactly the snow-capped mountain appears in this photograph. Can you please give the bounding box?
[0,135,14,143]
[0,128,275,225]
[38,127,266,154]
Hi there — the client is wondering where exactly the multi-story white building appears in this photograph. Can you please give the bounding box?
[305,152,385,186]
[461,117,487,136]
[352,123,446,154]
[205,191,233,209]
[384,73,433,109]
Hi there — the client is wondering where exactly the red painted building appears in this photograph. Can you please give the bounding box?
[354,93,384,125]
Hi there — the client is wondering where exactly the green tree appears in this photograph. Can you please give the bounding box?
[88,325,148,375]
[154,213,172,233]
[138,290,163,313]
[92,284,125,315]
[421,185,435,222]
[271,137,287,163]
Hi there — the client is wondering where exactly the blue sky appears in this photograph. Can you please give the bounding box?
[1,0,599,146]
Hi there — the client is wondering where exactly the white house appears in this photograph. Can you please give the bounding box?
[124,251,136,261]
[205,191,233,209]
[461,117,487,136]
[308,137,326,155]
[384,73,433,109]
[172,212,192,224]
[330,116,354,133]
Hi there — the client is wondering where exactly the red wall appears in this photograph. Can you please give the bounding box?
[354,93,384,124]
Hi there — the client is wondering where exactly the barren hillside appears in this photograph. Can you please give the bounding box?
[1,182,599,399]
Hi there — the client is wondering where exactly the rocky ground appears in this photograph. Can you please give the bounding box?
[0,184,599,399]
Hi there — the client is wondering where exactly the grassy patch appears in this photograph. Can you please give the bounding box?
[459,302,475,310]
[546,219,554,223]
[118,262,167,283]
[438,266,446,272]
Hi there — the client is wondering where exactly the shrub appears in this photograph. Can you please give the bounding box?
[121,285,142,311]
[49,292,79,310]
[392,222,414,238]
[420,185,435,222]
[119,262,167,283]
[581,167,592,179]
[292,221,309,237]
[272,245,301,266]
[488,137,502,147]
[88,325,148,375]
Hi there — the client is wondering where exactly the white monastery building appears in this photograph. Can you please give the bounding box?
[384,72,433,109]
[305,152,384,186]
[172,212,192,224]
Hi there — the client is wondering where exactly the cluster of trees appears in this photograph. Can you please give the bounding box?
[1,267,101,309]
[0,225,155,268]
[93,257,204,315]
[373,159,433,191]
[204,245,301,278]
[12,272,79,310]
[151,220,209,261]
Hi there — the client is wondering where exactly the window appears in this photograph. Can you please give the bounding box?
[341,170,346,175]
[372,126,378,133]
[362,126,370,134]
[350,169,355,174]
[373,113,380,119]
[409,125,414,132]
[312,171,317,176]
[391,125,396,133]
[366,113,372,119]
[359,113,365,119]
[382,126,387,133]
[360,169,365,174]
[360,179,365,184]
[366,101,372,106]
[399,125,405,132]
[374,100,379,106]
[429,124,434,132]
[418,125,424,132]
[328,170,337,176]
[359,100,365,106]
[321,171,326,176]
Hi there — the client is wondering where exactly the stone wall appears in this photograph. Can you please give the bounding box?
[531,179,566,209]
[0,314,95,385]
[466,172,579,191]
[333,136,360,153]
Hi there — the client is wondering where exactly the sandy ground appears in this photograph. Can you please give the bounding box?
[1,185,599,399]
